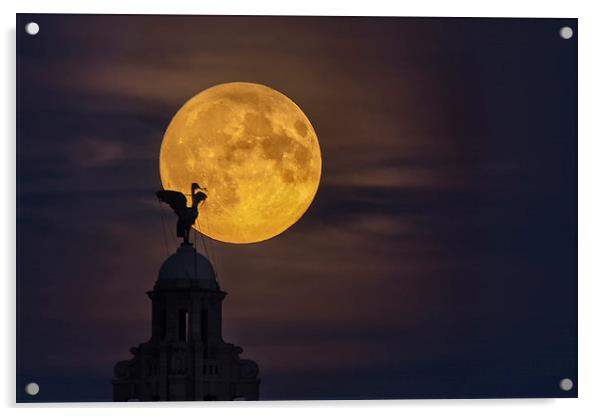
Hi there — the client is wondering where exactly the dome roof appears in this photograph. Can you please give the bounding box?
[158,244,217,287]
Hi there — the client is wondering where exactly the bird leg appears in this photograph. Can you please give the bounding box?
[184,227,191,245]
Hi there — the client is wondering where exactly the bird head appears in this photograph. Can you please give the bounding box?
[191,183,208,202]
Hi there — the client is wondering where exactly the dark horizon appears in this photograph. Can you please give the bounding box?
[17,14,577,401]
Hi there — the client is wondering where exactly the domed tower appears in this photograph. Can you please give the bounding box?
[112,244,260,401]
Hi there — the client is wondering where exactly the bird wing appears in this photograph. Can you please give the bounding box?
[156,190,187,211]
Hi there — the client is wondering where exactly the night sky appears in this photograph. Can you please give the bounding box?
[16,14,577,401]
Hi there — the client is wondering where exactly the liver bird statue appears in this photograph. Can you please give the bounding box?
[157,183,207,245]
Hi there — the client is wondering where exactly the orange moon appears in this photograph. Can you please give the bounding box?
[159,82,322,244]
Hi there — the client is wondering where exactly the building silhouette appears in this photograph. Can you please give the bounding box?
[112,244,260,401]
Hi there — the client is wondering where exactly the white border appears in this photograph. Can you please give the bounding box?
[2,1,601,415]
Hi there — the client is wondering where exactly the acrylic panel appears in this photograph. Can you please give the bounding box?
[16,14,577,402]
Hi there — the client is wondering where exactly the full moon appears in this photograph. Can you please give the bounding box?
[159,82,322,244]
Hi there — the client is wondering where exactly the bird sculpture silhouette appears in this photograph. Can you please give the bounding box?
[156,183,207,245]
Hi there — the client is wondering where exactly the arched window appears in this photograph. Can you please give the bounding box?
[201,309,208,342]
[178,309,189,342]
[160,309,166,340]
